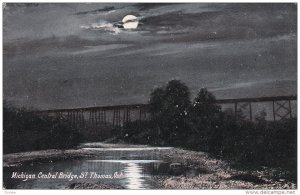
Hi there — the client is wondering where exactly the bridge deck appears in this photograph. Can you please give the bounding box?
[35,95,296,113]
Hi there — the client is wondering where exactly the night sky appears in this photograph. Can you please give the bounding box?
[3,3,297,110]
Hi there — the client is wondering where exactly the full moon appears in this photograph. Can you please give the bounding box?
[122,15,139,29]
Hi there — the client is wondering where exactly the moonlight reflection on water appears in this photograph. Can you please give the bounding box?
[3,146,174,189]
[124,162,146,189]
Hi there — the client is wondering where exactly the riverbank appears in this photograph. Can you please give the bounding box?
[3,142,148,167]
[3,149,93,168]
[3,142,297,189]
[152,149,296,189]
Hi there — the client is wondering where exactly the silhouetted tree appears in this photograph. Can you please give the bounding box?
[190,88,221,119]
[149,86,165,119]
[188,88,222,151]
[149,80,191,145]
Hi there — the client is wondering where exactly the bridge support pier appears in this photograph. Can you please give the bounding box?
[234,102,252,121]
[139,108,146,121]
[113,109,121,127]
[272,100,293,121]
[123,108,131,124]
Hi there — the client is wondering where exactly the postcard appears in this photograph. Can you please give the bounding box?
[2,2,297,191]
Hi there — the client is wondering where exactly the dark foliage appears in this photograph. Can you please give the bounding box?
[120,121,163,145]
[3,102,82,154]
[187,88,222,151]
[149,80,191,145]
[119,80,297,181]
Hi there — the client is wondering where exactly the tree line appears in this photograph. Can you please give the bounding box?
[119,80,296,181]
[3,102,82,154]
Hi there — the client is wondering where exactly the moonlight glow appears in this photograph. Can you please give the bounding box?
[122,15,139,29]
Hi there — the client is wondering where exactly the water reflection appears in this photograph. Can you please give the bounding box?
[124,163,146,189]
[87,160,162,163]
[3,147,174,189]
[82,147,172,151]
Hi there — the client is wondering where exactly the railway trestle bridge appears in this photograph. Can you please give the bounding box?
[34,95,297,131]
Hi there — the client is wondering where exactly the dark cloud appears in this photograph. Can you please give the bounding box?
[4,3,40,8]
[3,3,297,110]
[139,4,296,43]
[133,3,178,11]
[73,6,116,15]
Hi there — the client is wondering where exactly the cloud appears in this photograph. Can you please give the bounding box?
[210,79,276,92]
[74,6,116,15]
[3,3,297,109]
[71,44,130,55]
[136,3,296,44]
[210,79,296,99]
[104,33,296,59]
[80,22,121,34]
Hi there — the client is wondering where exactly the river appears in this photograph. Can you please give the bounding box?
[3,144,198,189]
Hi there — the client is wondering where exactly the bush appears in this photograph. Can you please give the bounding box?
[3,103,83,154]
[149,80,191,145]
[119,121,164,145]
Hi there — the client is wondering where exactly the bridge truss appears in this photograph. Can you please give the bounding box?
[35,95,296,129]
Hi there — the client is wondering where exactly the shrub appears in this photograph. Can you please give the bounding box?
[3,103,83,154]
[149,80,191,145]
